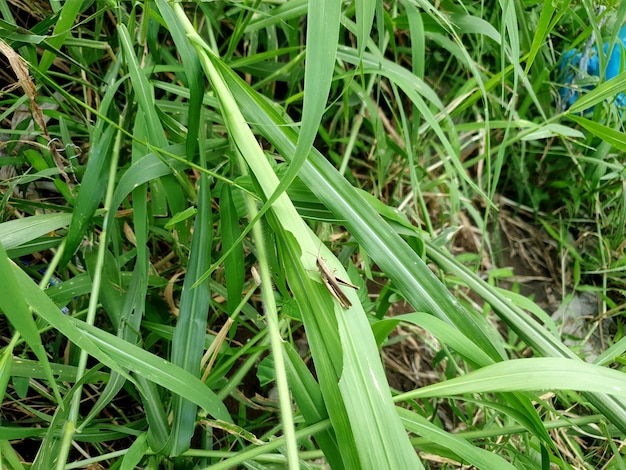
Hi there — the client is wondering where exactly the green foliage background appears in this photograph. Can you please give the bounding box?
[0,0,625,468]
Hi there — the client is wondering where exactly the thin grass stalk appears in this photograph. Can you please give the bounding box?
[56,119,123,467]
[243,195,300,469]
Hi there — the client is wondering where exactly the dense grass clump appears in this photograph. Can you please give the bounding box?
[0,1,625,468]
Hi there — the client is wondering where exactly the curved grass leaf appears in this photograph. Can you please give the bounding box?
[9,260,230,424]
[396,358,626,400]
[567,113,626,152]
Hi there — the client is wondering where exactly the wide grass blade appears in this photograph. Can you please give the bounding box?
[0,213,72,251]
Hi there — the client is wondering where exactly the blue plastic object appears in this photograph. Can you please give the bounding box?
[558,24,626,110]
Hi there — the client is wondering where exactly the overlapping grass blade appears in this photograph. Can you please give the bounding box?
[59,124,115,267]
[209,42,626,438]
[215,58,507,363]
[398,408,518,469]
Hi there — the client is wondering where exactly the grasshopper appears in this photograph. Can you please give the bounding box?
[316,256,359,309]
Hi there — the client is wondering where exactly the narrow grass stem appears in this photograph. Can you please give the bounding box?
[37,240,65,290]
[244,196,300,470]
[56,120,123,469]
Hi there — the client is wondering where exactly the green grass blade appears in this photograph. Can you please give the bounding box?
[280,234,361,468]
[158,16,216,449]
[0,440,26,470]
[10,262,130,378]
[167,173,213,455]
[118,20,186,219]
[121,432,149,470]
[0,244,62,406]
[291,0,341,173]
[567,72,626,115]
[220,185,245,314]
[117,24,167,148]
[73,318,231,423]
[566,113,626,152]
[282,343,344,469]
[9,260,229,423]
[108,145,188,219]
[60,125,115,267]
[426,244,626,434]
[337,308,426,469]
[374,313,495,367]
[355,0,376,56]
[79,266,149,430]
[525,0,562,73]
[160,0,341,276]
[37,0,83,72]
[397,358,626,399]
[398,408,517,470]
[0,213,72,251]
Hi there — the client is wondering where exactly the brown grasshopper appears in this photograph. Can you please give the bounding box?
[316,256,359,309]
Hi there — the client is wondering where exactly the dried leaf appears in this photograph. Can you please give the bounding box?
[0,39,69,182]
